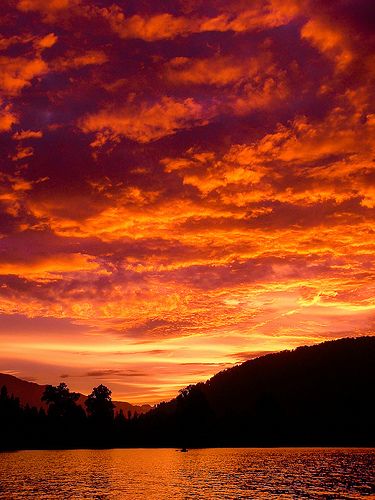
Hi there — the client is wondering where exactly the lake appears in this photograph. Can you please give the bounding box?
[0,448,374,499]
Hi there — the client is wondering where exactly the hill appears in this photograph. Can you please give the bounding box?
[0,373,151,417]
[1,337,374,448]
[132,336,375,446]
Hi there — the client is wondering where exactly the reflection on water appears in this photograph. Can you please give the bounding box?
[0,448,374,499]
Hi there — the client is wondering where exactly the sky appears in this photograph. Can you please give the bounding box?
[0,0,374,404]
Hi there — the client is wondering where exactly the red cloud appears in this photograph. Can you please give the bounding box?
[17,0,79,13]
[81,97,207,143]
[0,102,18,132]
[12,130,43,140]
[101,1,299,41]
[0,56,48,96]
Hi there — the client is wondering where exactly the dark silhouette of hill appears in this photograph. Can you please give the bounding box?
[0,373,151,417]
[0,336,373,449]
[0,374,46,410]
[131,336,375,447]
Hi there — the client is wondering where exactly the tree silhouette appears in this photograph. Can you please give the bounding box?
[115,409,126,424]
[85,384,115,423]
[0,385,22,422]
[1,385,8,401]
[0,385,24,449]
[176,383,213,447]
[41,382,80,419]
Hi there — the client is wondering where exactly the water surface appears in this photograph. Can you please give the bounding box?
[0,448,374,499]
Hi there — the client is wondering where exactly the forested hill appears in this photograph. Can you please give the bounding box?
[134,336,375,446]
[0,336,374,448]
[0,373,151,417]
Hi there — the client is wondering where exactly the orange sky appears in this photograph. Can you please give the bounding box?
[0,0,374,404]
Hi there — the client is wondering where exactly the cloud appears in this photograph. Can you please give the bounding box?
[102,8,196,41]
[0,171,34,218]
[228,350,274,362]
[165,54,268,86]
[17,0,78,14]
[301,18,353,70]
[85,369,147,377]
[11,145,35,161]
[0,56,48,95]
[51,50,108,71]
[0,253,99,278]
[0,34,34,50]
[162,98,375,210]
[12,130,43,140]
[81,97,207,143]
[0,103,18,132]
[35,32,58,49]
[101,1,300,41]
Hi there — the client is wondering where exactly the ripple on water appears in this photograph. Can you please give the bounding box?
[0,448,374,499]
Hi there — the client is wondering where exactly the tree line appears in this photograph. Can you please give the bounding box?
[0,382,134,449]
[0,380,217,449]
[1,337,374,449]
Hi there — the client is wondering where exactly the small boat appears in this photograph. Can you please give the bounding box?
[180,447,188,452]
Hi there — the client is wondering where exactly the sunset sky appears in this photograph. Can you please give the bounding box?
[0,0,374,404]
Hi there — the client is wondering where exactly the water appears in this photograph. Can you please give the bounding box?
[0,448,374,499]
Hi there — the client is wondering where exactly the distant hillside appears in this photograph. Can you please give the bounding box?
[133,336,375,446]
[0,373,151,417]
[1,337,374,448]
